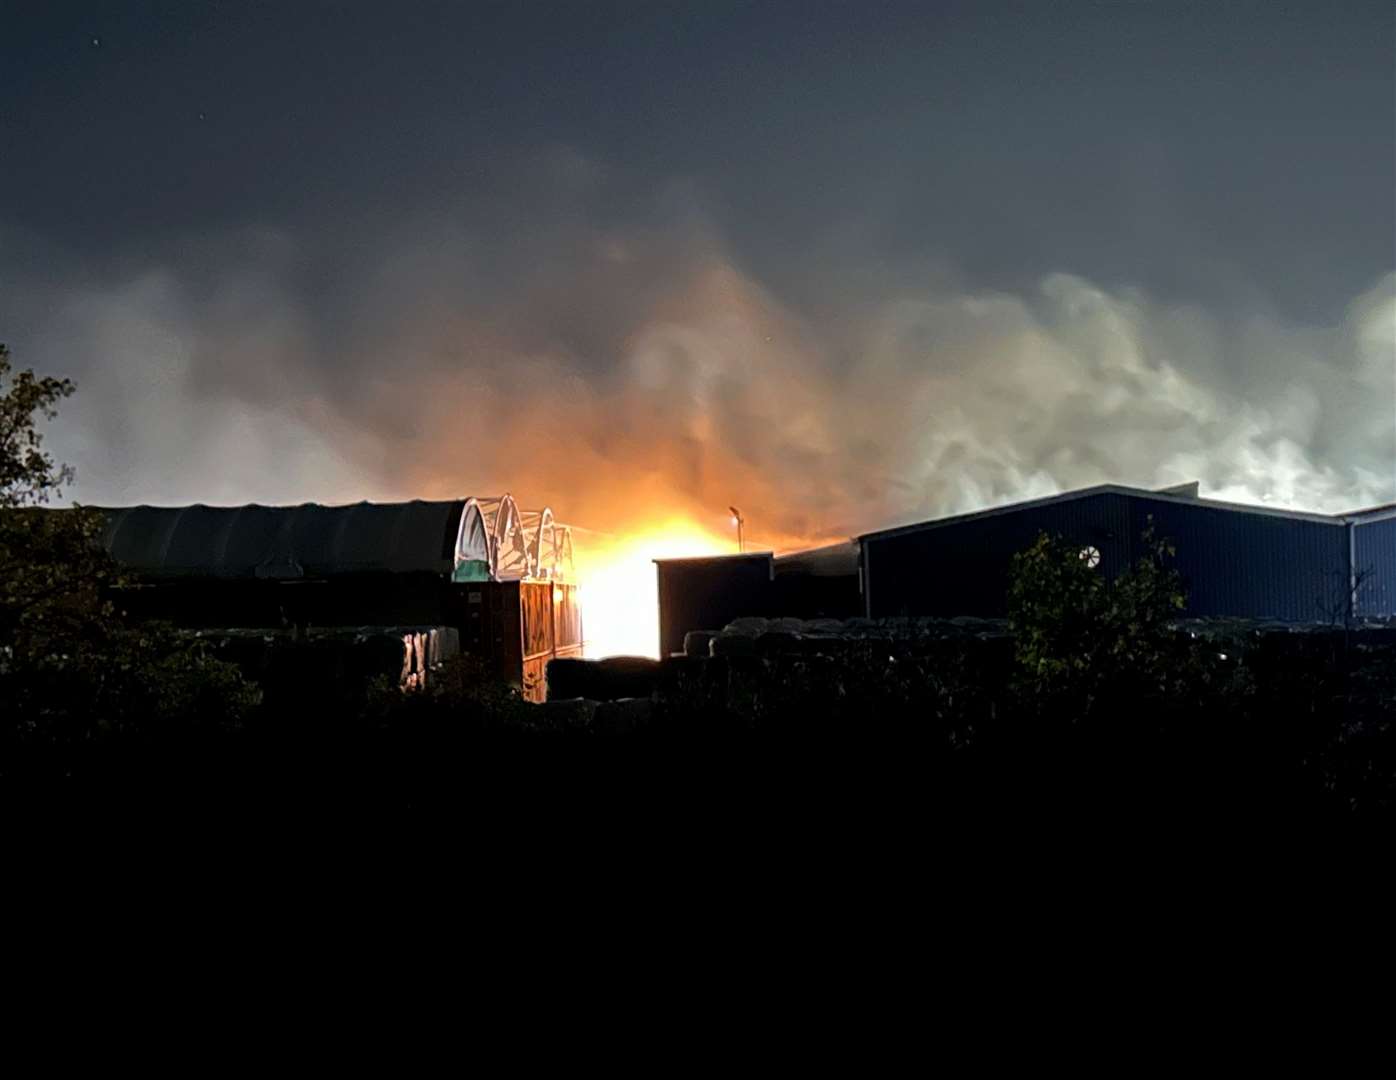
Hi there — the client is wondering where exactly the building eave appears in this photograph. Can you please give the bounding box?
[857,483,1348,544]
[1343,502,1396,524]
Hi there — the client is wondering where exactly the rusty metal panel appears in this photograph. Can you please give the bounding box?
[521,655,548,703]
[520,581,554,660]
[553,583,584,650]
[448,581,589,695]
[449,580,522,674]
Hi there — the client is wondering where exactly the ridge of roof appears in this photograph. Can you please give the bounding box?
[857,483,1348,543]
[90,497,465,512]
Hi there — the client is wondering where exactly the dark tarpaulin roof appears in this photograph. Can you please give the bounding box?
[98,500,465,580]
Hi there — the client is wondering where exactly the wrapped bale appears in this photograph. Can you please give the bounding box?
[684,630,718,658]
[756,631,801,655]
[546,655,660,701]
[710,632,758,657]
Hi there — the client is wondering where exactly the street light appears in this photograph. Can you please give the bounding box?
[728,505,745,552]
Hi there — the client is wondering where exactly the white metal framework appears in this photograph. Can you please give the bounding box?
[453,494,576,582]
[519,507,575,581]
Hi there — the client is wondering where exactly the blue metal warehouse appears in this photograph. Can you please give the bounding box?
[859,483,1396,622]
[652,482,1394,654]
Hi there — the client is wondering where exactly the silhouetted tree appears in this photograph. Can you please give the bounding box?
[1007,521,1206,717]
[0,343,113,651]
[0,343,260,756]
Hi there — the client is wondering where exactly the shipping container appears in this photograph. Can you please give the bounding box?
[447,580,584,702]
[655,553,774,657]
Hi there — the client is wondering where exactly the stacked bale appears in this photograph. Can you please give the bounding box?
[546,655,661,701]
[532,617,1396,750]
[696,614,1011,658]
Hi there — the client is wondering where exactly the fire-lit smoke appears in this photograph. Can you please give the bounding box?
[573,520,733,659]
[3,168,1393,657]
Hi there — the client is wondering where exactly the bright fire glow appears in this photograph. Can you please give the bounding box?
[576,518,733,658]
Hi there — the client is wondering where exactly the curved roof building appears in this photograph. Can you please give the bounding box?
[96,494,574,583]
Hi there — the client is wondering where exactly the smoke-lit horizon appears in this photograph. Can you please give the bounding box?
[4,200,1392,545]
[3,4,1393,553]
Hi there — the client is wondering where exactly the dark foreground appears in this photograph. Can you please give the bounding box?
[8,622,1395,835]
[6,703,1389,837]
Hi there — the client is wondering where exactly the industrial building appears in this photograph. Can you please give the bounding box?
[655,543,862,658]
[656,482,1395,654]
[94,495,582,700]
[860,482,1393,621]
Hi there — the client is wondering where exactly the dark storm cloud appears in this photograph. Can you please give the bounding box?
[1,2,1392,537]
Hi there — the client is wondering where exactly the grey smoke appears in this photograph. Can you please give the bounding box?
[2,161,1392,547]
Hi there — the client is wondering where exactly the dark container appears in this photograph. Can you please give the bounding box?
[655,553,775,658]
[447,580,584,703]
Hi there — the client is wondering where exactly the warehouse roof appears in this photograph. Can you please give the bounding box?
[858,482,1380,543]
[1345,501,1396,523]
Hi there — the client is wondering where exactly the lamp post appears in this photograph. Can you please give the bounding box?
[728,505,745,553]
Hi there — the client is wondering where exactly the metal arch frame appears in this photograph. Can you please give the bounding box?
[482,494,530,580]
[517,508,545,577]
[520,508,554,580]
[519,506,577,582]
[454,498,487,558]
[455,495,576,582]
[553,524,575,580]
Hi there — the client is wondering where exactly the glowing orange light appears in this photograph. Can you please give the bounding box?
[575,517,730,659]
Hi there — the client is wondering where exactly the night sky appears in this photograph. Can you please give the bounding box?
[3,1,1393,542]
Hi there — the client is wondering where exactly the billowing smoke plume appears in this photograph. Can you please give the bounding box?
[3,156,1392,551]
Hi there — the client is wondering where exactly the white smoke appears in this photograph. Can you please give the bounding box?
[3,208,1392,541]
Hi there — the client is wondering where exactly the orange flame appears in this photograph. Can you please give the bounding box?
[574,516,733,658]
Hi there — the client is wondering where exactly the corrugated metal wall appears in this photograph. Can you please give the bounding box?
[863,493,1364,621]
[1355,517,1396,618]
[1123,497,1348,621]
[864,493,1133,618]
